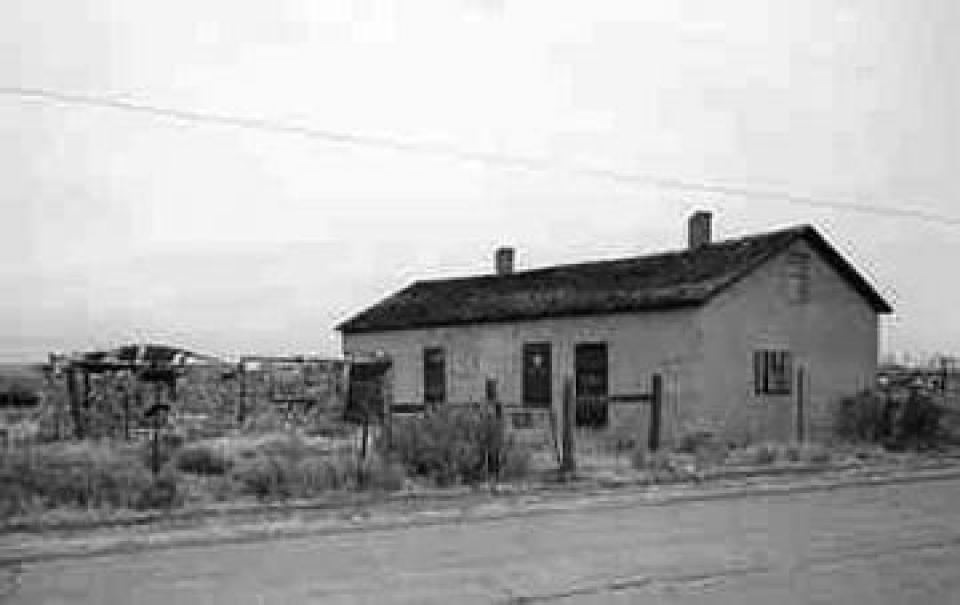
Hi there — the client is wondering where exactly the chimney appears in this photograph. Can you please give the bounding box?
[688,211,713,250]
[495,246,515,276]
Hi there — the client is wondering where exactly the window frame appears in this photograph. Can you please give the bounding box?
[754,350,793,396]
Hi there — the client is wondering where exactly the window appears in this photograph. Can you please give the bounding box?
[754,350,793,395]
[523,343,552,408]
[786,251,811,304]
[423,347,446,404]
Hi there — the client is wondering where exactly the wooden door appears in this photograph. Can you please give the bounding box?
[523,343,552,408]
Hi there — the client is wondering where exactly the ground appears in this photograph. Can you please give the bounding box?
[2,475,959,603]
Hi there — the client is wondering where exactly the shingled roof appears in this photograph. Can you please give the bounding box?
[338,225,892,334]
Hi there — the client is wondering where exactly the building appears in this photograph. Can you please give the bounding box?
[338,213,892,445]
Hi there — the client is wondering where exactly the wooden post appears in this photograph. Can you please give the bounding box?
[358,413,369,487]
[796,366,806,443]
[238,363,247,423]
[382,364,394,451]
[561,377,576,475]
[65,367,82,439]
[648,374,662,452]
[123,376,131,441]
[153,381,163,474]
[485,378,501,482]
[151,411,161,475]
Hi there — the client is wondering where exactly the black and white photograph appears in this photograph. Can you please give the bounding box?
[2,1,959,602]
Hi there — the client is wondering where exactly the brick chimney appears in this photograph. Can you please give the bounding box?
[688,211,713,250]
[495,247,515,275]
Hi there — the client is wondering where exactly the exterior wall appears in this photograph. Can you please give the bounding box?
[697,239,879,443]
[342,308,703,447]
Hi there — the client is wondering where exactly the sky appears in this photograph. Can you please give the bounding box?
[2,0,958,362]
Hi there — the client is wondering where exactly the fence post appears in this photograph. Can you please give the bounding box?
[123,376,131,441]
[485,378,502,483]
[237,363,247,424]
[357,412,370,488]
[796,366,806,443]
[382,364,394,451]
[561,377,576,476]
[648,373,662,452]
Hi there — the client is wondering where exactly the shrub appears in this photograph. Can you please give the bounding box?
[139,432,186,472]
[134,471,183,510]
[232,454,293,500]
[175,443,232,476]
[835,391,887,443]
[294,455,349,494]
[361,453,408,491]
[893,392,945,449]
[303,414,357,439]
[228,433,371,499]
[387,405,529,486]
[835,389,947,450]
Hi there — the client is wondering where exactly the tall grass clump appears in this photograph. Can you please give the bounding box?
[387,405,530,486]
[0,441,183,516]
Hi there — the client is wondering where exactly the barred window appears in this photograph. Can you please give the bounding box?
[754,350,793,395]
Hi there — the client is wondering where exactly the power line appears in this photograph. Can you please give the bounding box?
[3,84,959,227]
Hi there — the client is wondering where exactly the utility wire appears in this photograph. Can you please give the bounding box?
[3,84,959,227]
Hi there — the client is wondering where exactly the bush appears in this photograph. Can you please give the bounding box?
[361,453,408,491]
[228,434,371,499]
[134,471,183,510]
[893,393,945,449]
[175,443,232,475]
[836,391,887,443]
[232,454,293,500]
[139,432,186,472]
[303,415,357,439]
[387,405,529,486]
[835,389,947,450]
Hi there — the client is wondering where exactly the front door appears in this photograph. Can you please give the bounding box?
[575,343,608,427]
[523,343,552,408]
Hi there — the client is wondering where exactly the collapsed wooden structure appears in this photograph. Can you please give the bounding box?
[42,345,352,440]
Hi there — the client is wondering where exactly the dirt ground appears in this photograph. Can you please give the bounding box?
[2,474,959,604]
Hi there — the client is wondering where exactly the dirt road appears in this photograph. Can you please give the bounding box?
[3,476,960,604]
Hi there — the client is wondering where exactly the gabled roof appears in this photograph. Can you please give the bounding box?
[338,225,892,334]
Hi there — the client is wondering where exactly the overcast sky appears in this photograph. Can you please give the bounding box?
[2,0,958,361]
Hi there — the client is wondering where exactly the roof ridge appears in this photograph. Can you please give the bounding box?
[413,223,811,286]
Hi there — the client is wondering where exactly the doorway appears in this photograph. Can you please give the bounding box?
[575,343,608,427]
